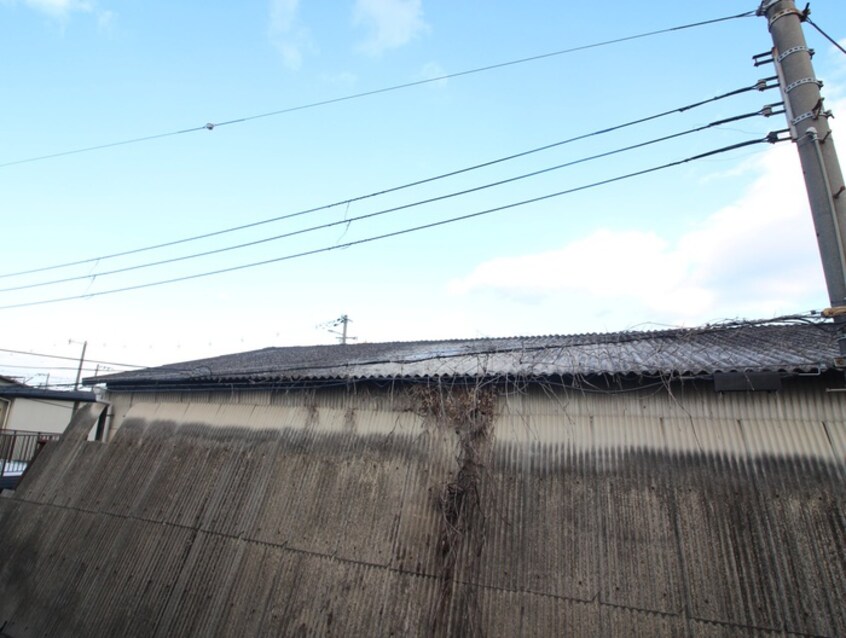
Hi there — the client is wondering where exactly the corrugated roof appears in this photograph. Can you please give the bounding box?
[88,320,840,388]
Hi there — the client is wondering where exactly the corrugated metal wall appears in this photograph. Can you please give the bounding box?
[0,379,844,637]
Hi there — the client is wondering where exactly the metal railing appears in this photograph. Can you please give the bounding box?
[0,429,60,488]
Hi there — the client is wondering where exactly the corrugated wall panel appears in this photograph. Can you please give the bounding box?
[213,541,282,636]
[499,380,846,425]
[691,619,778,637]
[1,384,845,636]
[599,450,684,616]
[106,377,846,430]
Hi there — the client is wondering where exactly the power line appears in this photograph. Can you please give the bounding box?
[0,347,144,368]
[0,134,785,310]
[0,107,781,293]
[0,11,755,172]
[0,78,776,281]
[0,363,113,372]
[803,15,846,55]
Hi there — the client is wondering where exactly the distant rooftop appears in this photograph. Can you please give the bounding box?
[86,318,840,390]
[0,384,98,402]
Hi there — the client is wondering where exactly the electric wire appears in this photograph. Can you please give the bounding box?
[0,11,754,172]
[0,108,782,293]
[0,135,783,310]
[804,16,846,55]
[0,363,111,372]
[0,78,776,281]
[0,347,143,368]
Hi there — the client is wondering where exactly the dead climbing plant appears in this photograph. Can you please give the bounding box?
[410,381,497,636]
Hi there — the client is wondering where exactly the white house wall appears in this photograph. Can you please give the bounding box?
[5,397,74,435]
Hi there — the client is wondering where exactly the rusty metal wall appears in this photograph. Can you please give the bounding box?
[0,380,844,637]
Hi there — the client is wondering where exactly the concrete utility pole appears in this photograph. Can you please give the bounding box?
[320,314,356,344]
[73,340,88,391]
[340,314,350,345]
[757,0,846,355]
[335,314,354,345]
[70,339,87,417]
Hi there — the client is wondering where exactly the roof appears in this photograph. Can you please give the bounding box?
[0,385,97,402]
[87,319,841,389]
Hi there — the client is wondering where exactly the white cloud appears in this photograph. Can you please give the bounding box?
[419,61,447,89]
[320,71,358,88]
[448,138,830,327]
[353,0,428,55]
[11,0,116,29]
[268,0,313,70]
[96,7,114,32]
[825,40,846,99]
[23,0,91,17]
[270,0,298,29]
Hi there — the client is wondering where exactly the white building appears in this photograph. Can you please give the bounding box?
[0,376,96,435]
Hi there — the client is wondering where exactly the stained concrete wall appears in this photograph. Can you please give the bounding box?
[0,380,844,637]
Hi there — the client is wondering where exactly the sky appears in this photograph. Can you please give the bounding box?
[1,0,845,386]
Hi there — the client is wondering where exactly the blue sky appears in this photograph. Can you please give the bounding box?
[1,0,845,385]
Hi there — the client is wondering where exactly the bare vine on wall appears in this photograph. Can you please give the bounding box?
[412,381,497,637]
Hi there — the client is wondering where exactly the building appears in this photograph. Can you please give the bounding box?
[0,376,95,435]
[0,318,844,636]
[0,377,99,489]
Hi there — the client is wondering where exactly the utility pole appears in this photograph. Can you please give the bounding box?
[340,314,350,345]
[334,314,353,345]
[757,0,846,356]
[73,340,88,390]
[319,315,356,344]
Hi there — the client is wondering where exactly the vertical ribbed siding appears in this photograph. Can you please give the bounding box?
[1,381,844,636]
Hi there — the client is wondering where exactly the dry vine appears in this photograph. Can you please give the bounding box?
[411,381,497,637]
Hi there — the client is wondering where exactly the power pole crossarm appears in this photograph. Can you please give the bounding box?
[758,0,846,356]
